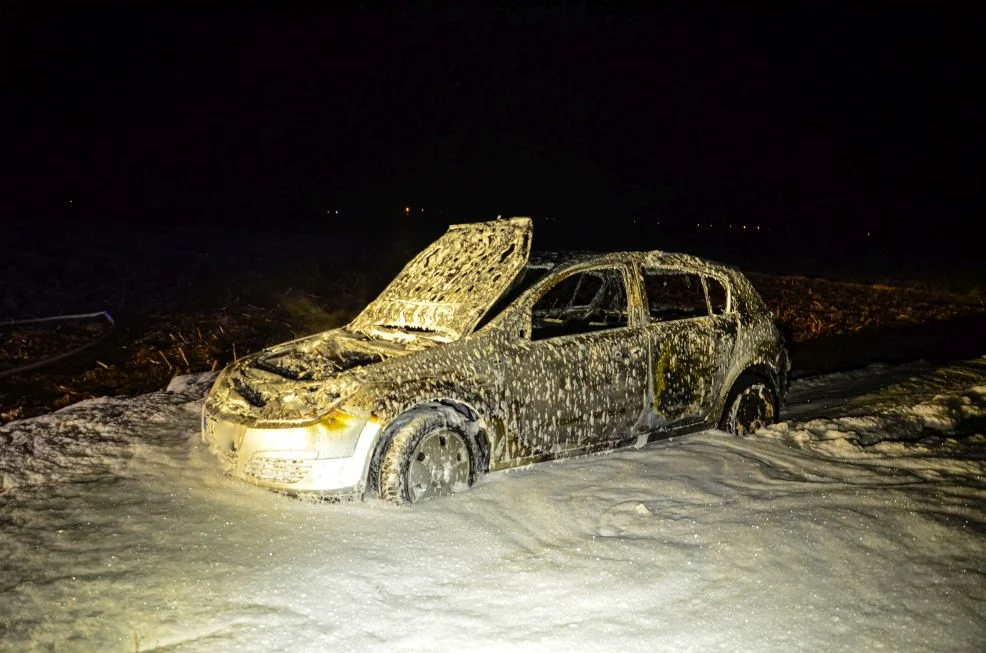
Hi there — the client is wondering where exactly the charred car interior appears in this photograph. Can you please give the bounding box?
[202,217,789,503]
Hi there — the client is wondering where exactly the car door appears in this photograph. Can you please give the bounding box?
[640,267,738,427]
[498,265,650,459]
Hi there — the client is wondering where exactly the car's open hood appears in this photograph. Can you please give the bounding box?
[349,217,532,341]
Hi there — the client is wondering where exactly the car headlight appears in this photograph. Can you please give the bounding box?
[308,407,370,459]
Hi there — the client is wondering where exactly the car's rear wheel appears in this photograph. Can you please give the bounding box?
[376,407,479,504]
[719,375,777,435]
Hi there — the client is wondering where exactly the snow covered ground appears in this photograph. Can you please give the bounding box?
[2,359,985,652]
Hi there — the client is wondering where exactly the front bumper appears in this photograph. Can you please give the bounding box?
[202,409,381,497]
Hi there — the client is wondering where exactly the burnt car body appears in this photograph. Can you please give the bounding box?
[202,217,788,503]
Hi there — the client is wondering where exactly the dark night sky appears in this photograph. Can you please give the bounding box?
[3,5,984,261]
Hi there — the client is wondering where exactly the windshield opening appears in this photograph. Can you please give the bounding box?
[473,263,554,332]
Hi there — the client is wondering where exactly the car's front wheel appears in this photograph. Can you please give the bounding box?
[375,407,479,504]
[719,375,777,435]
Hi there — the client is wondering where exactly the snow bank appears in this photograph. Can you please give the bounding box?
[757,359,986,483]
[1,361,984,652]
[0,372,216,491]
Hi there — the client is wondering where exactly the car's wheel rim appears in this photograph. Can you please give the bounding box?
[406,428,470,503]
[730,384,775,435]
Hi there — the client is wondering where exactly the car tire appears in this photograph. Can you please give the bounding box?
[719,375,778,436]
[376,406,480,504]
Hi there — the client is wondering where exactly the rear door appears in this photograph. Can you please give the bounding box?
[640,268,737,427]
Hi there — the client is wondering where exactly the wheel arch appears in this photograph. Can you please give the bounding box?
[715,364,780,422]
[365,397,492,495]
[716,365,780,431]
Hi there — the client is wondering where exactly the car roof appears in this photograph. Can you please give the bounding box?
[524,249,766,316]
[528,250,742,280]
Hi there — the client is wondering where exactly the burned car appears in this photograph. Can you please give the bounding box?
[202,217,788,503]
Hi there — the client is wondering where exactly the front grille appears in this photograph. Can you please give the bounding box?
[243,455,314,484]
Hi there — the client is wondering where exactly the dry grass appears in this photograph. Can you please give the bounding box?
[3,272,984,423]
[3,218,984,423]
[1,290,362,423]
[749,274,985,342]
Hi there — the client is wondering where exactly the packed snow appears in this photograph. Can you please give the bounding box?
[1,359,985,652]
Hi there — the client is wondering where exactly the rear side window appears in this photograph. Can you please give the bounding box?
[705,277,729,314]
[642,269,708,321]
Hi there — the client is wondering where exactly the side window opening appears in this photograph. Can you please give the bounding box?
[530,268,629,340]
[705,276,729,314]
[572,274,603,307]
[642,269,709,321]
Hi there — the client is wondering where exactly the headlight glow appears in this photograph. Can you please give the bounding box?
[310,407,369,459]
